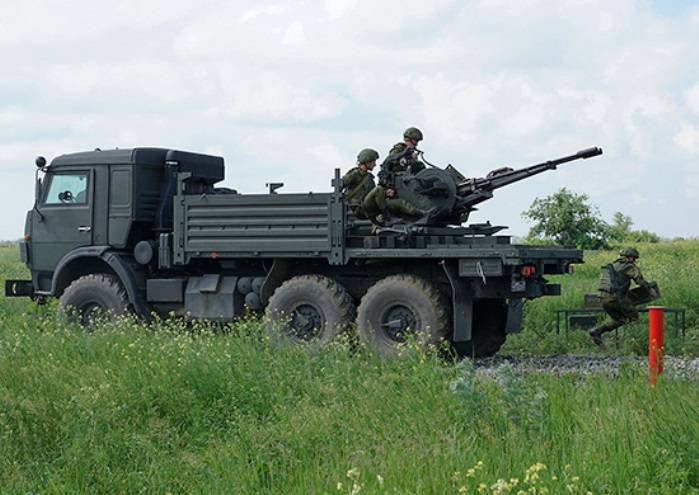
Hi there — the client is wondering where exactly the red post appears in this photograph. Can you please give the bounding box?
[648,306,664,385]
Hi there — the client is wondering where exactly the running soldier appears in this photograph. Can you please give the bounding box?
[588,247,657,345]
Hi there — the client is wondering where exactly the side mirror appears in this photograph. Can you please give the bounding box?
[58,190,74,203]
[35,156,47,168]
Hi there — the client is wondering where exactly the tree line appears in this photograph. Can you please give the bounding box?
[522,188,660,249]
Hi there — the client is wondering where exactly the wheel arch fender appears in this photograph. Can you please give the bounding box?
[51,246,149,317]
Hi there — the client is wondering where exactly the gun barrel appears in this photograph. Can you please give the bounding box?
[454,146,603,208]
[577,147,603,159]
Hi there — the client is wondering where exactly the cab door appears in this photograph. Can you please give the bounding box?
[31,168,94,278]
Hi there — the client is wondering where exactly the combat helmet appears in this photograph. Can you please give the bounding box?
[403,127,423,142]
[357,148,379,164]
[619,247,639,259]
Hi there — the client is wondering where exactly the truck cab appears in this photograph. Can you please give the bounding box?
[15,148,225,304]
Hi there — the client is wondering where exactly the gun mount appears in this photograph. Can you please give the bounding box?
[386,146,603,226]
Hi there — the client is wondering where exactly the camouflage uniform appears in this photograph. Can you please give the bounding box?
[341,166,375,219]
[362,185,421,224]
[380,127,426,180]
[589,248,651,344]
[382,142,426,175]
[342,148,379,219]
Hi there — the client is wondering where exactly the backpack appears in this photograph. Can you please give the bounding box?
[599,263,624,296]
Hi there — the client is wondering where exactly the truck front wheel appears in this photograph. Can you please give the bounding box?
[265,275,355,347]
[356,275,449,357]
[58,274,131,326]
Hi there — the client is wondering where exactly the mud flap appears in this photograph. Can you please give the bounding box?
[505,299,524,333]
[442,260,473,342]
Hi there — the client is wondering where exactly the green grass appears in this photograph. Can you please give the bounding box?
[1,243,699,493]
[503,241,699,356]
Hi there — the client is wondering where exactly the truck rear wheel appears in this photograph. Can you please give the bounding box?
[265,275,355,347]
[58,274,131,326]
[453,299,507,358]
[356,275,449,357]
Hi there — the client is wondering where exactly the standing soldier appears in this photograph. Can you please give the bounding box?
[588,247,657,345]
[341,148,379,219]
[381,127,426,176]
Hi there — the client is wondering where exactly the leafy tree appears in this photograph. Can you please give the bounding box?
[623,229,660,243]
[608,212,633,243]
[522,188,610,249]
[609,211,660,244]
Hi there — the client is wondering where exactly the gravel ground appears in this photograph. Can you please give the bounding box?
[473,355,699,380]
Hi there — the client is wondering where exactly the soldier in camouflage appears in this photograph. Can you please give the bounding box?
[361,184,423,225]
[588,247,656,346]
[341,148,379,219]
[380,127,426,177]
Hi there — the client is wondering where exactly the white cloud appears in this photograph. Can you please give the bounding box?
[674,125,699,155]
[239,4,288,24]
[1,0,699,238]
[685,83,699,114]
[283,21,306,45]
[685,174,699,199]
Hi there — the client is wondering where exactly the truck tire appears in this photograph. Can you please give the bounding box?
[356,275,449,357]
[58,274,131,326]
[453,299,507,358]
[265,275,355,347]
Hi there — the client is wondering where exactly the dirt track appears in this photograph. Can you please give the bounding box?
[474,355,699,379]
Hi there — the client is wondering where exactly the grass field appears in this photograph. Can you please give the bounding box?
[504,240,699,357]
[1,243,699,493]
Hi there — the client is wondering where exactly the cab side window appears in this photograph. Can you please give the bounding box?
[43,173,89,205]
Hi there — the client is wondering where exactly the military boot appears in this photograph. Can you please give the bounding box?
[588,327,604,347]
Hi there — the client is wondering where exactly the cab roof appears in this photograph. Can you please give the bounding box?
[51,148,181,167]
[49,147,225,182]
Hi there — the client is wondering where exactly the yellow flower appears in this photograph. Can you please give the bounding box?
[376,475,384,487]
[466,468,476,477]
[347,467,360,479]
[337,482,343,491]
[459,486,468,493]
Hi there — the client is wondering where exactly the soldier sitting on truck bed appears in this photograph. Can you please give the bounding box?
[361,184,424,225]
[341,148,379,219]
[588,247,657,346]
[380,127,426,177]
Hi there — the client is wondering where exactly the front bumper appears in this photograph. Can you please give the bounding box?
[5,279,34,298]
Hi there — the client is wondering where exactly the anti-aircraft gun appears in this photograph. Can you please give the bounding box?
[381,147,603,226]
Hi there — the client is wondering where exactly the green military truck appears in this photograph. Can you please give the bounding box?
[6,146,601,357]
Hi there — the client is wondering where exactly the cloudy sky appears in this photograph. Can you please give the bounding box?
[1,0,698,239]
